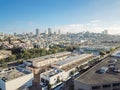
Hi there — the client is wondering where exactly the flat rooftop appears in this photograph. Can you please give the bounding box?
[111,51,120,57]
[29,51,71,62]
[0,67,32,82]
[76,56,120,85]
[61,56,95,71]
[54,54,93,66]
[41,68,62,77]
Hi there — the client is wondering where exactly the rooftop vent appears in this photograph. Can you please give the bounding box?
[107,64,120,74]
[117,52,120,55]
[114,68,120,73]
[2,77,8,82]
[96,67,108,74]
[108,59,117,64]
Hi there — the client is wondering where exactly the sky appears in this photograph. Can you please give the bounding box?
[0,0,120,34]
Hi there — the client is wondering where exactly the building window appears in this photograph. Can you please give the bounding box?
[112,89,120,90]
[102,84,111,88]
[78,89,84,90]
[112,83,120,87]
[92,86,101,89]
[41,78,45,83]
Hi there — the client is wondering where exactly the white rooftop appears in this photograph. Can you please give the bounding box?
[54,54,92,66]
[29,51,71,62]
[42,68,62,77]
[111,51,120,57]
[0,67,32,82]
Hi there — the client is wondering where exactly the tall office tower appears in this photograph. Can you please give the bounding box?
[54,31,57,35]
[44,30,46,34]
[48,28,52,35]
[67,32,70,35]
[36,28,40,36]
[102,30,108,35]
[8,37,11,44]
[22,32,25,35]
[45,30,48,35]
[30,32,33,36]
[14,32,17,36]
[104,30,108,34]
[58,29,61,35]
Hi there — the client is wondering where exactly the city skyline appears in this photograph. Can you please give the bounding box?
[0,0,120,34]
[0,1,120,89]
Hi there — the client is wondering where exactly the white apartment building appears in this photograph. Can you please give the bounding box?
[40,68,65,86]
[0,67,34,90]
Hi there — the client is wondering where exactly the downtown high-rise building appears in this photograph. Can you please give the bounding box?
[36,28,40,36]
[58,29,61,35]
[102,30,108,35]
[48,28,52,35]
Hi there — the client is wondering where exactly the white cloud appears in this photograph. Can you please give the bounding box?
[55,24,84,33]
[55,20,120,35]
[55,21,103,34]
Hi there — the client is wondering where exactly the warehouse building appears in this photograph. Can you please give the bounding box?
[52,54,93,69]
[31,51,71,68]
[40,54,97,89]
[74,57,120,90]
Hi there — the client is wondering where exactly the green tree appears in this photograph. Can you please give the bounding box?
[70,71,74,76]
[56,76,61,83]
[110,48,115,52]
[66,46,74,52]
[47,50,53,54]
[1,61,7,68]
[23,50,31,59]
[47,84,52,90]
[41,49,47,56]
[8,55,16,61]
[76,67,79,72]
[0,45,4,50]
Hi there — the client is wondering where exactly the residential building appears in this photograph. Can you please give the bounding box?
[40,68,65,86]
[0,67,34,90]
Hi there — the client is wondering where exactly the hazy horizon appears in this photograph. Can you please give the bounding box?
[0,0,120,35]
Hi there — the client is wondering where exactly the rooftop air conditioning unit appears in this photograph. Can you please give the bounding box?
[96,67,108,74]
[108,59,117,64]
[114,68,120,73]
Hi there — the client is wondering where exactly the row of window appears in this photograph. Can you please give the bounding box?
[92,83,120,90]
[77,83,120,90]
